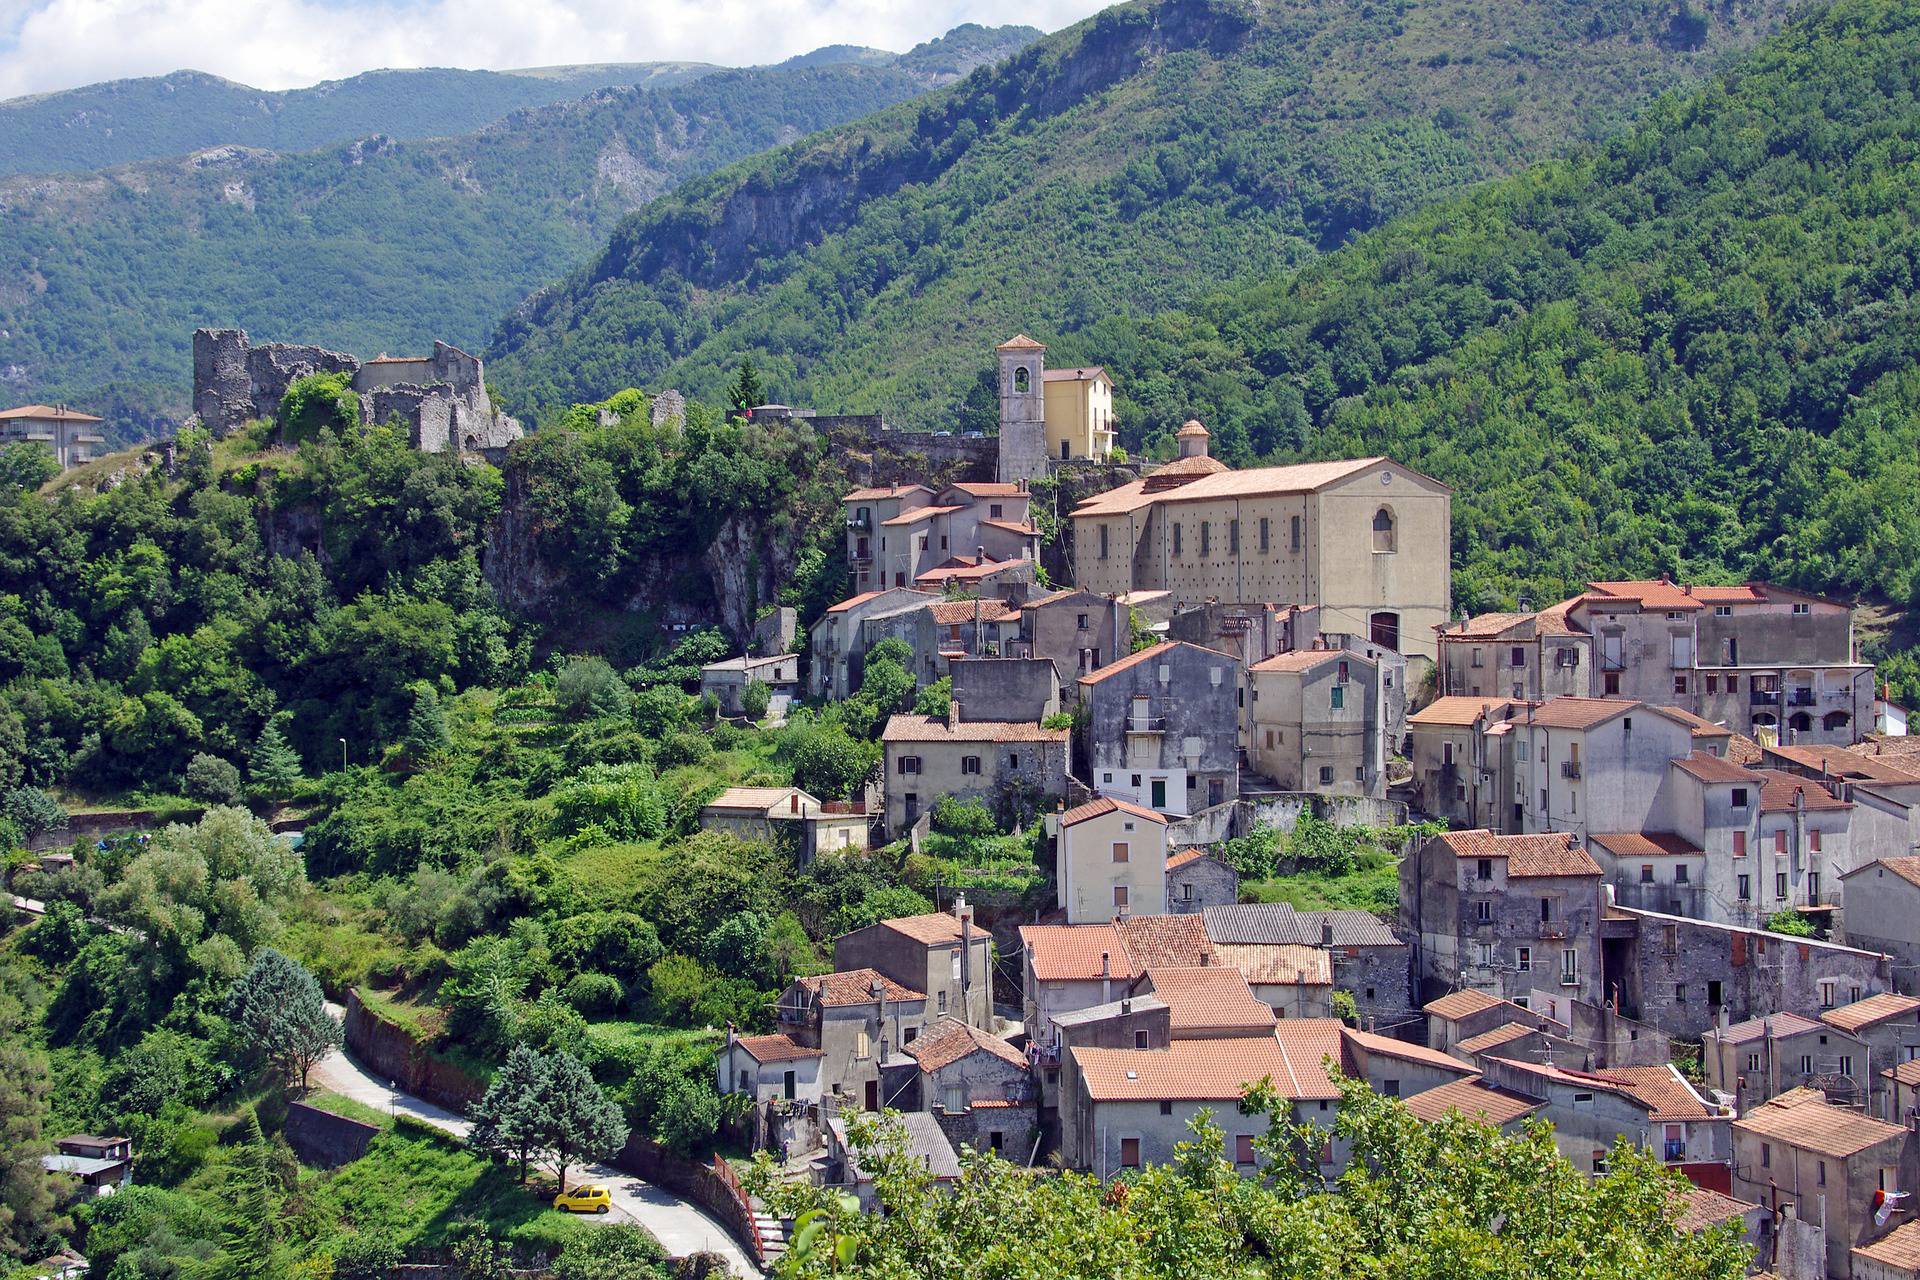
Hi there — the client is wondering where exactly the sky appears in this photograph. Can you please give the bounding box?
[0,0,1111,100]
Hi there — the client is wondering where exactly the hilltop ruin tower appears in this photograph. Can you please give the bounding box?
[995,333,1049,483]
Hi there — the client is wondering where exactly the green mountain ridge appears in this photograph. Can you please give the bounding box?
[0,24,1040,441]
[483,0,1804,423]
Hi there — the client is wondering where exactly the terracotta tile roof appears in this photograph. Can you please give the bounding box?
[1769,743,1920,785]
[1602,1064,1715,1120]
[927,598,1019,625]
[1655,705,1734,739]
[1673,1186,1758,1233]
[1687,585,1768,605]
[1020,923,1137,983]
[874,912,973,946]
[1849,857,1920,892]
[1076,640,1236,686]
[1670,751,1763,784]
[1586,579,1704,612]
[907,1016,1027,1072]
[881,714,1067,745]
[1882,1060,1920,1088]
[1589,831,1703,859]
[996,333,1045,350]
[1212,942,1332,986]
[1409,696,1517,728]
[1144,454,1231,483]
[1249,649,1371,675]
[705,786,810,814]
[1072,458,1431,518]
[882,504,962,526]
[1114,914,1214,969]
[1754,769,1852,813]
[1061,795,1167,829]
[1073,1023,1345,1102]
[1137,967,1276,1037]
[796,968,924,1007]
[0,404,103,422]
[981,519,1040,536]
[1433,830,1599,878]
[1456,1023,1540,1056]
[1402,1075,1542,1126]
[1425,989,1504,1021]
[947,482,1025,497]
[1438,612,1535,640]
[915,557,1031,586]
[1041,366,1107,382]
[1341,1027,1475,1075]
[1532,597,1589,636]
[1735,1090,1906,1157]
[843,484,931,501]
[827,591,884,614]
[1854,1221,1920,1270]
[1165,846,1215,871]
[732,1033,823,1063]
[1727,733,1767,768]
[1820,992,1920,1035]
[1710,1012,1825,1045]
[1523,696,1642,730]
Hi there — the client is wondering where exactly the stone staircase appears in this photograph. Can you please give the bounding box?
[750,1196,789,1268]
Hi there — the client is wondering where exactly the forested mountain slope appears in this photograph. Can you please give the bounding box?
[0,63,718,176]
[0,25,1037,440]
[485,0,1803,421]
[1093,0,1920,620]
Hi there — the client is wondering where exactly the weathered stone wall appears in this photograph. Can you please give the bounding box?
[342,989,487,1111]
[283,1100,381,1167]
[193,327,356,436]
[817,417,998,488]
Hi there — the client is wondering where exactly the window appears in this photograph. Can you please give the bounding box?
[1009,753,1019,770]
[1372,507,1396,553]
[1737,874,1751,901]
[1112,842,1129,864]
[1709,980,1723,1005]
[1776,872,1788,899]
[1591,1152,1609,1176]
[1774,831,1787,854]
[1331,685,1346,710]
[1200,522,1211,557]
[1259,517,1270,552]
[1319,765,1334,785]
[1290,515,1301,552]
[1676,865,1690,884]
[1114,885,1129,910]
[1517,947,1532,972]
[1228,520,1239,555]
[1099,525,1109,559]
[1799,1055,1813,1075]
[938,990,948,1014]
[1471,648,1485,668]
[1732,830,1747,856]
[1745,1053,1761,1072]
[1706,675,1719,694]
[1715,605,1732,617]
[857,1030,871,1059]
[1840,1055,1855,1077]
[961,755,982,775]
[1475,900,1492,922]
[898,755,921,775]
[1120,1138,1141,1169]
[1135,1029,1150,1049]
[1382,1079,1400,1098]
[1811,830,1822,852]
[1760,1143,1771,1168]
[1077,613,1089,630]
[1159,1100,1173,1116]
[1173,523,1182,556]
[1476,942,1494,966]
[989,503,1003,519]
[1561,949,1578,985]
[1235,1134,1256,1164]
[1511,646,1526,667]
[1675,983,1687,1004]
[1793,602,1811,615]
[1820,980,1836,1010]
[1477,859,1493,880]
[1674,675,1689,695]
[1641,865,1655,884]
[1818,1161,1826,1187]
[1443,741,1456,766]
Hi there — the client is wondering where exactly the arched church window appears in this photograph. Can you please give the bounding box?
[1372,507,1396,553]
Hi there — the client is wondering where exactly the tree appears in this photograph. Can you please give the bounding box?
[469,1043,551,1184]
[912,677,951,718]
[784,722,878,802]
[0,442,58,492]
[727,358,766,418]
[183,751,245,805]
[247,717,302,799]
[740,679,772,721]
[534,1051,629,1191]
[402,681,450,761]
[222,949,341,1090]
[1,787,66,840]
[277,371,360,441]
[0,1039,64,1261]
[201,1109,283,1280]
[555,657,631,722]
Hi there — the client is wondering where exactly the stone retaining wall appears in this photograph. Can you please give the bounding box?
[284,1100,382,1167]
[342,990,486,1111]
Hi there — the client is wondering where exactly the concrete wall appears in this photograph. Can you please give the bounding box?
[1842,864,1920,994]
[951,657,1060,724]
[283,1101,381,1167]
[1085,643,1240,816]
[1059,804,1167,923]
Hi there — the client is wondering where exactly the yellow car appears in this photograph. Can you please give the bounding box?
[553,1184,612,1214]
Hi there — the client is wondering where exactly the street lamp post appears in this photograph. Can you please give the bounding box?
[339,737,348,773]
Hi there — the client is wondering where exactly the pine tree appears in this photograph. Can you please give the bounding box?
[403,683,450,762]
[726,358,765,418]
[205,1110,282,1280]
[247,717,302,799]
[534,1051,628,1192]
[469,1043,551,1184]
[223,949,341,1091]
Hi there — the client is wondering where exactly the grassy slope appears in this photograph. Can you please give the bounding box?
[485,0,1802,422]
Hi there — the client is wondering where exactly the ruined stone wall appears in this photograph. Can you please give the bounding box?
[193,327,355,436]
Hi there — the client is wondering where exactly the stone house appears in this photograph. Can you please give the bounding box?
[913,555,1040,599]
[1823,994,1920,1118]
[1407,696,1524,826]
[906,1016,1032,1116]
[1164,847,1240,914]
[810,587,939,700]
[775,968,928,1111]
[833,905,994,1030]
[1423,988,1558,1055]
[698,652,799,718]
[923,598,1026,667]
[1502,697,1702,845]
[1733,1090,1918,1279]
[1702,1012,1871,1115]
[1765,744,1920,869]
[1069,439,1453,665]
[1338,1027,1477,1101]
[1062,1022,1348,1179]
[1479,1057,1732,1183]
[779,968,929,1110]
[1843,860,1920,992]
[699,786,869,859]
[1885,1062,1920,1126]
[879,711,1068,837]
[1056,796,1169,924]
[1400,830,1605,1009]
[0,404,107,468]
[843,480,1039,596]
[1401,1075,1543,1131]
[1435,599,1589,702]
[1012,589,1130,687]
[1855,1220,1920,1280]
[1453,1019,1590,1071]
[824,1112,961,1213]
[1605,904,1893,1040]
[1203,902,1412,1028]
[1246,648,1385,797]
[1079,641,1242,817]
[949,655,1059,723]
[716,1030,825,1105]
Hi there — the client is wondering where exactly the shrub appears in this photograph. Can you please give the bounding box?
[931,795,997,840]
[657,731,712,769]
[183,752,245,805]
[740,679,772,721]
[277,371,361,441]
[555,656,632,722]
[563,972,626,1017]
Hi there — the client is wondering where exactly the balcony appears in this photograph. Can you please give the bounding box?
[845,512,871,530]
[850,556,873,570]
[1662,1140,1687,1163]
[1126,717,1167,734]
[1560,761,1582,780]
[1788,690,1817,708]
[1750,690,1781,706]
[1538,921,1569,940]
[1600,655,1626,673]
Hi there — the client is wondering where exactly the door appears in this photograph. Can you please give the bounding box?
[1151,778,1167,809]
[865,1080,879,1111]
[783,1071,796,1101]
[1209,779,1224,807]
[1370,611,1400,652]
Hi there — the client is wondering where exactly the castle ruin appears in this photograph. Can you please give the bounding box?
[190,328,523,458]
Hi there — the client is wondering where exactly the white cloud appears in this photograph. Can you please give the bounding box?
[0,0,1109,99]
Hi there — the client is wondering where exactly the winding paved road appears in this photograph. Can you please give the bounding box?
[311,1015,758,1277]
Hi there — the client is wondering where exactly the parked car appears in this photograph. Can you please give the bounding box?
[553,1184,612,1214]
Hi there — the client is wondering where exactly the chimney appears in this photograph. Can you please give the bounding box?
[947,699,960,729]
[1101,950,1112,1003]
[1320,919,1335,948]
[1121,997,1132,1015]
[975,545,987,564]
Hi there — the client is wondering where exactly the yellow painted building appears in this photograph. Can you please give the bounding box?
[997,335,1117,480]
[1042,366,1116,464]
[1069,424,1451,663]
